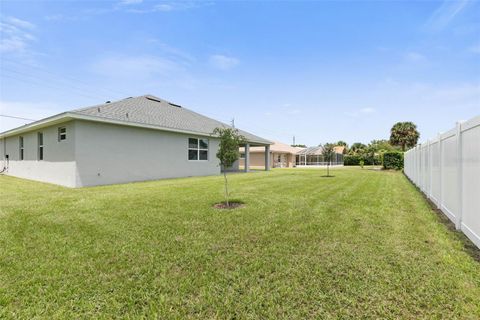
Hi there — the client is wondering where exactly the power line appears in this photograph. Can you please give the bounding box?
[199,109,293,138]
[1,73,106,101]
[0,114,37,121]
[1,68,112,102]
[0,60,292,137]
[0,59,296,141]
[1,57,128,98]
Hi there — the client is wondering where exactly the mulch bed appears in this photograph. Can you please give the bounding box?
[213,201,245,210]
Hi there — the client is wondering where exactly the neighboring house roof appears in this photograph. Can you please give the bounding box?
[296,146,324,155]
[0,95,271,145]
[240,141,302,154]
[334,146,346,154]
[296,145,345,156]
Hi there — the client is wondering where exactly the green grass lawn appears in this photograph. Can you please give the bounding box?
[1,168,479,319]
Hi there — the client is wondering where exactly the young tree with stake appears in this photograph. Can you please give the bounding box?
[321,143,335,177]
[213,127,245,207]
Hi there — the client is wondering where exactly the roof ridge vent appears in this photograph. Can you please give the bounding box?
[145,96,162,103]
[169,102,182,108]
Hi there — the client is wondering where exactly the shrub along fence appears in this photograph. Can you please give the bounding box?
[383,152,403,170]
[344,154,381,166]
[404,115,480,249]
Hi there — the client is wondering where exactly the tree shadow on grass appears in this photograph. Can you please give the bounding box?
[321,175,335,178]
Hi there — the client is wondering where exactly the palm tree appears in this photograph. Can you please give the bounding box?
[389,122,420,151]
[350,142,367,155]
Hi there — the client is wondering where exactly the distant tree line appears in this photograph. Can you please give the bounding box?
[325,122,420,169]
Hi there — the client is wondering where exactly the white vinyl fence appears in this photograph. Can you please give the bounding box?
[404,115,480,249]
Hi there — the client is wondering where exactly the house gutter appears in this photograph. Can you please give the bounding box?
[0,112,272,146]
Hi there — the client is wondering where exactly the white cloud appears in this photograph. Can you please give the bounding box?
[119,0,143,4]
[344,107,376,117]
[372,81,480,128]
[424,83,480,102]
[376,46,390,52]
[343,111,357,117]
[287,109,301,115]
[279,103,301,115]
[146,40,196,64]
[282,104,301,115]
[44,14,83,22]
[262,103,301,119]
[382,77,399,86]
[4,17,35,30]
[0,37,27,52]
[404,52,426,62]
[469,44,480,54]
[44,14,65,21]
[360,107,375,114]
[154,4,174,11]
[92,55,179,77]
[425,0,470,31]
[209,55,239,70]
[124,1,211,13]
[90,54,198,90]
[0,17,36,54]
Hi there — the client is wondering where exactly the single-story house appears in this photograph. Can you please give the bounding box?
[0,95,271,187]
[239,141,303,169]
[296,146,344,166]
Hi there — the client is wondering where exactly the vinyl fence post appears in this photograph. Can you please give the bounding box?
[419,145,421,187]
[420,144,424,192]
[413,146,417,185]
[427,140,433,200]
[413,146,416,184]
[438,133,443,210]
[455,122,463,230]
[415,145,418,185]
[417,145,420,188]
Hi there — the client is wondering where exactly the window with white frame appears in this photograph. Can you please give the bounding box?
[38,132,44,160]
[58,127,66,141]
[188,138,208,160]
[19,136,24,160]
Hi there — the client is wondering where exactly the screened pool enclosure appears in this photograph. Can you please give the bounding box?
[295,146,344,166]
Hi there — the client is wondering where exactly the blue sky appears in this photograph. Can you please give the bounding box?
[1,0,479,146]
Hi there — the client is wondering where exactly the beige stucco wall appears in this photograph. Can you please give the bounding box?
[271,152,295,168]
[239,152,295,169]
[239,153,271,169]
[272,153,295,168]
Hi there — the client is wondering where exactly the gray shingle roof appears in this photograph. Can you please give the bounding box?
[70,95,270,145]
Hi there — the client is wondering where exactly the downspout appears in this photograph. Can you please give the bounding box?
[0,138,8,173]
